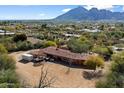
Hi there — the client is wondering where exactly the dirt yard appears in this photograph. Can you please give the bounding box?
[9,50,111,88]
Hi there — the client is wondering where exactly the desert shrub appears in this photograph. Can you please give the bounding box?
[84,55,104,71]
[0,54,16,70]
[0,37,17,52]
[35,34,45,40]
[43,40,57,48]
[0,37,13,43]
[0,69,20,88]
[96,72,124,88]
[0,38,21,88]
[6,43,17,52]
[67,37,93,53]
[96,77,116,88]
[55,38,66,46]
[0,53,20,88]
[16,41,34,51]
[13,33,27,42]
[34,41,43,49]
[92,46,109,55]
[96,51,124,88]
[111,51,124,74]
[92,45,113,60]
[0,44,8,54]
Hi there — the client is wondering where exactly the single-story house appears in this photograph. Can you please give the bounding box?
[31,47,88,65]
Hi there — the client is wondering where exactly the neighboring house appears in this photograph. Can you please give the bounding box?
[112,46,124,52]
[0,30,4,33]
[79,28,101,32]
[64,33,81,38]
[0,29,15,35]
[120,38,124,43]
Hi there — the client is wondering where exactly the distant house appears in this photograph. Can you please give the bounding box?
[120,38,124,43]
[65,27,74,30]
[79,28,101,32]
[112,46,124,52]
[0,29,15,36]
[0,30,4,33]
[64,33,81,38]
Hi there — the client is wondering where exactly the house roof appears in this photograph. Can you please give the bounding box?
[42,47,87,61]
[30,49,46,56]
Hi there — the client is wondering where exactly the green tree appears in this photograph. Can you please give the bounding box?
[0,54,16,70]
[96,51,124,88]
[16,41,34,51]
[0,44,8,54]
[43,41,57,48]
[99,24,105,30]
[84,55,104,71]
[0,52,20,88]
[92,45,112,60]
[0,69,20,88]
[111,51,124,74]
[13,33,27,42]
[42,24,47,29]
[0,37,17,52]
[67,37,93,53]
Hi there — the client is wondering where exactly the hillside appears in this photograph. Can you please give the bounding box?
[54,6,124,21]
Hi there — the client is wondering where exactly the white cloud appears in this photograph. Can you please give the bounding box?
[62,8,71,12]
[39,13,45,16]
[84,5,114,11]
[123,6,124,11]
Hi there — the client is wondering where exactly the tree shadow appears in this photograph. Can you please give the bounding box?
[82,70,103,80]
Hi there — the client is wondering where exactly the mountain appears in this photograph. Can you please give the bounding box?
[54,6,124,21]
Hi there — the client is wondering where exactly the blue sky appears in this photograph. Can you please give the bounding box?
[0,5,123,20]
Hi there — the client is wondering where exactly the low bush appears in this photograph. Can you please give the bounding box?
[34,41,43,49]
[84,55,104,71]
[96,51,124,88]
[0,69,20,88]
[0,54,16,70]
[43,40,57,48]
[0,44,8,54]
[16,41,34,51]
[67,37,93,53]
[13,33,27,42]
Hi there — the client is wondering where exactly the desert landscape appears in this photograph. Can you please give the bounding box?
[0,5,124,88]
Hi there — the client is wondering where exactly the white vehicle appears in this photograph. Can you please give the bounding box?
[22,54,33,61]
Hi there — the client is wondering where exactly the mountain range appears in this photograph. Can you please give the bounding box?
[54,6,124,21]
